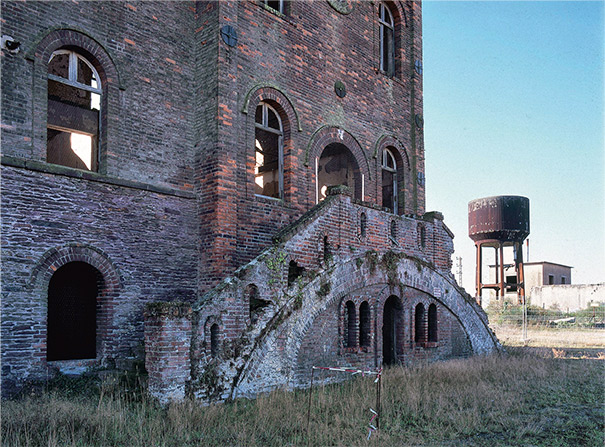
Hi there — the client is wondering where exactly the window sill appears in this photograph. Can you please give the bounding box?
[1,155,195,199]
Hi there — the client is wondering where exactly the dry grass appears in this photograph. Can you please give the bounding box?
[2,330,603,446]
[493,325,605,350]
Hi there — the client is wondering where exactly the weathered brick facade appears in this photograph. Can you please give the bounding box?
[1,1,499,399]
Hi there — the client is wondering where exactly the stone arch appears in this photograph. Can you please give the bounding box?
[27,244,121,361]
[233,256,499,393]
[28,28,122,173]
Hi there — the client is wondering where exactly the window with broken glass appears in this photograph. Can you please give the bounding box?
[382,148,398,213]
[262,0,285,14]
[255,103,283,199]
[47,50,102,171]
[379,2,395,76]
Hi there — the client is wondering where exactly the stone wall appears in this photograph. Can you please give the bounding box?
[1,163,197,395]
[529,284,605,313]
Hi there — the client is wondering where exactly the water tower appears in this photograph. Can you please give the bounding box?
[468,196,530,304]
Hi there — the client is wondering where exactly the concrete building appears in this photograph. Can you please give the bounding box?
[1,1,499,401]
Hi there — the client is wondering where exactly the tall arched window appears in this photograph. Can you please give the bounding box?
[379,3,395,76]
[428,303,438,343]
[414,303,425,344]
[255,102,283,199]
[344,300,356,348]
[382,148,398,213]
[359,301,370,347]
[47,50,102,171]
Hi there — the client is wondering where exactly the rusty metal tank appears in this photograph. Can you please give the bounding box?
[468,196,530,243]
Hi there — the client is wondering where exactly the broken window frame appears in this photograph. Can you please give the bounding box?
[254,102,284,200]
[262,0,285,14]
[379,2,395,76]
[382,148,398,214]
[47,49,102,172]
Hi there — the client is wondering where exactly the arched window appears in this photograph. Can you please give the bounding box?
[414,303,425,344]
[428,303,438,343]
[359,301,370,347]
[344,300,356,348]
[255,102,283,199]
[210,323,220,357]
[382,148,398,213]
[47,50,102,171]
[47,261,102,360]
[379,3,395,76]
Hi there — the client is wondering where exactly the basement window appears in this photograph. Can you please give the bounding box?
[47,50,102,171]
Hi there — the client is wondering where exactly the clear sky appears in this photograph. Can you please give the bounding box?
[422,1,604,293]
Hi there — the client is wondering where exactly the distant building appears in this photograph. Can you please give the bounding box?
[487,261,572,300]
[484,261,602,312]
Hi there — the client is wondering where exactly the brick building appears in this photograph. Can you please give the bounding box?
[1,1,499,400]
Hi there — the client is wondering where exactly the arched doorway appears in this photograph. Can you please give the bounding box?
[47,261,102,361]
[317,143,362,202]
[382,295,402,366]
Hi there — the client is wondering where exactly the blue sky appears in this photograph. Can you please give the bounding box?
[422,1,604,292]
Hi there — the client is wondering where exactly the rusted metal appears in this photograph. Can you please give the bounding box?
[468,195,530,243]
[468,196,530,302]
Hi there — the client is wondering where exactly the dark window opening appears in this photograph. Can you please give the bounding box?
[323,235,332,265]
[506,275,517,291]
[561,276,567,285]
[317,142,362,202]
[47,50,101,171]
[263,0,285,14]
[419,225,426,249]
[382,149,397,213]
[47,261,101,361]
[255,102,283,198]
[288,260,305,286]
[359,301,370,347]
[360,212,367,238]
[414,303,425,344]
[379,3,395,76]
[428,303,438,343]
[382,295,402,365]
[210,324,219,357]
[390,220,397,240]
[548,274,555,285]
[247,283,270,324]
[344,300,356,348]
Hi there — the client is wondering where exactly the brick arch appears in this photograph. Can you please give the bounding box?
[29,243,121,293]
[373,135,410,168]
[27,26,123,89]
[28,243,121,361]
[242,85,302,132]
[282,256,499,381]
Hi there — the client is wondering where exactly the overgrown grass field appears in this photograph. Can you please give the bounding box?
[2,332,603,446]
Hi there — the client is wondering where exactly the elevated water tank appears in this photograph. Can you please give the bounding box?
[468,195,530,243]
